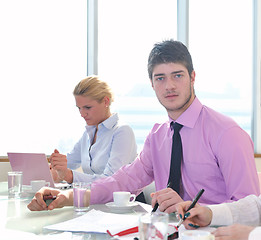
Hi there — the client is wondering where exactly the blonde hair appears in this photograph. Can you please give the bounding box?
[73,75,114,105]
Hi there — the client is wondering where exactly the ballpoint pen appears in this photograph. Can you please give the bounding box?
[43,195,57,207]
[151,201,159,213]
[176,189,205,228]
[151,182,173,213]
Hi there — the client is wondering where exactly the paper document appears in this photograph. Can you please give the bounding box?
[44,209,215,239]
[2,229,72,240]
[44,209,140,235]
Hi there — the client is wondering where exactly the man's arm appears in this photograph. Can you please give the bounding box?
[217,127,260,201]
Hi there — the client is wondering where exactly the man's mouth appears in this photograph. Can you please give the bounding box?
[165,93,178,98]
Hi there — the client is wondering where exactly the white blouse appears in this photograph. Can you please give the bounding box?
[67,113,137,183]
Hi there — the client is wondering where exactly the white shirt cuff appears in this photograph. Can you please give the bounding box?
[249,227,261,240]
[208,203,233,226]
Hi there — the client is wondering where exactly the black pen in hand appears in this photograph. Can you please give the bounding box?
[43,195,57,207]
[176,189,205,228]
[151,182,173,213]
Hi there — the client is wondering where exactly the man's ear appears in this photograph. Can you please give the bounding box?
[151,79,155,89]
[190,70,196,85]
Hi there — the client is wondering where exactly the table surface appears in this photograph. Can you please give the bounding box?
[0,182,155,240]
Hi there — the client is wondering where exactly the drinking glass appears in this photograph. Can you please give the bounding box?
[139,212,169,240]
[8,171,23,198]
[73,182,91,212]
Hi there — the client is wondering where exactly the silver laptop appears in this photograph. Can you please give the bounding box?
[7,152,71,189]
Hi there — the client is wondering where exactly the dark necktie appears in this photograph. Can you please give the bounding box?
[168,122,183,194]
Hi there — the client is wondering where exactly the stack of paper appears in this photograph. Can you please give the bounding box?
[2,229,72,240]
[44,209,140,235]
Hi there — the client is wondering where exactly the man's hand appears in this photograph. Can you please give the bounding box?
[27,187,73,211]
[151,187,183,213]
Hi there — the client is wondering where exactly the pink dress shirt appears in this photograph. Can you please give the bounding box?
[90,97,260,205]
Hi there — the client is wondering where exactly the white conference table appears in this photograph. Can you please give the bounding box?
[0,182,154,240]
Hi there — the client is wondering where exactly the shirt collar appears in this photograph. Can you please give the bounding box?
[168,97,202,129]
[101,113,119,129]
[85,112,119,131]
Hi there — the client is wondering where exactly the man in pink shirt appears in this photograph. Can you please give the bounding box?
[28,40,259,212]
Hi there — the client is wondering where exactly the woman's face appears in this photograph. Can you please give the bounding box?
[75,95,110,126]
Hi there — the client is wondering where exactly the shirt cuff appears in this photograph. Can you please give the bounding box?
[208,203,233,226]
[72,170,93,183]
[249,227,261,240]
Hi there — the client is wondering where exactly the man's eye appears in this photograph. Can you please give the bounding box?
[175,74,182,78]
[156,77,164,81]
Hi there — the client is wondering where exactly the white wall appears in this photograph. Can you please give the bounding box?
[0,162,12,181]
[255,158,261,172]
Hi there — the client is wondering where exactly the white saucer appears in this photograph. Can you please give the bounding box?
[105,202,139,213]
[22,185,36,194]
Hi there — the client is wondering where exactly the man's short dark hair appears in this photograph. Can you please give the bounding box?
[147,40,194,80]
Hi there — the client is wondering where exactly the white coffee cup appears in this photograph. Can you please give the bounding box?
[113,191,136,206]
[181,230,215,240]
[31,180,50,192]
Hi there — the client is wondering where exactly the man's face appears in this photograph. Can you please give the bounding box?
[151,62,195,120]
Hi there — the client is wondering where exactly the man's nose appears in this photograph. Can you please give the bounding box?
[165,76,176,90]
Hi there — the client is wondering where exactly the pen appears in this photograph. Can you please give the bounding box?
[151,202,159,213]
[152,182,172,213]
[176,189,205,228]
[133,231,178,240]
[43,195,57,207]
[167,231,179,240]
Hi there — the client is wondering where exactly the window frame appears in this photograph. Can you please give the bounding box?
[253,0,261,153]
[87,0,98,75]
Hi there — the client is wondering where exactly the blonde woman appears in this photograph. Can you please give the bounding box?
[50,76,137,183]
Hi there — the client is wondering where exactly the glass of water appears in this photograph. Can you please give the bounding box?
[8,171,23,198]
[139,212,169,240]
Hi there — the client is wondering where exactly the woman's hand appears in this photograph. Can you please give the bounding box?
[50,149,73,183]
[213,224,255,240]
[151,187,183,213]
[174,201,212,229]
[27,187,73,211]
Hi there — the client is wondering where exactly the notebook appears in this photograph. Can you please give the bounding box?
[7,152,71,189]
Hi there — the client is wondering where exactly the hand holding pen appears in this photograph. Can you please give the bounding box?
[176,189,205,228]
[151,182,173,213]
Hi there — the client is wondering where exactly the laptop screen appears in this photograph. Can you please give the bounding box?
[7,152,55,187]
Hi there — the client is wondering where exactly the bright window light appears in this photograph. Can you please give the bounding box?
[0,1,87,156]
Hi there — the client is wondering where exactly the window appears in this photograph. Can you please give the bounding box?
[0,1,87,156]
[1,0,260,156]
[189,0,253,137]
[98,0,177,151]
[98,0,259,153]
